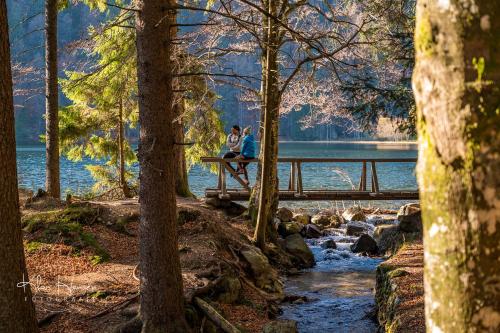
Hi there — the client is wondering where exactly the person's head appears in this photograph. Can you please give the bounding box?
[231,125,241,135]
[243,126,252,136]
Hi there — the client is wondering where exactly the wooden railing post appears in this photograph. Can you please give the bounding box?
[295,162,304,197]
[371,161,380,193]
[288,162,296,191]
[358,161,367,191]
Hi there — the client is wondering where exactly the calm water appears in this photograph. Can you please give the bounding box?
[16,142,417,209]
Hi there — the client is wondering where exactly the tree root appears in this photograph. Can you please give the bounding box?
[194,297,241,333]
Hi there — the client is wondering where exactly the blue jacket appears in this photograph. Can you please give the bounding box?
[240,134,256,158]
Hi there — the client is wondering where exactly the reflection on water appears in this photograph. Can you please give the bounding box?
[17,142,417,208]
[280,220,385,333]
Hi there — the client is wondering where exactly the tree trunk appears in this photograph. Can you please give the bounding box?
[118,98,131,198]
[174,99,192,197]
[45,0,60,198]
[135,0,189,330]
[254,0,280,249]
[413,1,500,332]
[0,2,39,331]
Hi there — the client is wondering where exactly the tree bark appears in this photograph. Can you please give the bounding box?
[413,1,500,332]
[45,0,60,198]
[0,1,39,331]
[118,98,131,198]
[135,0,189,330]
[254,0,280,249]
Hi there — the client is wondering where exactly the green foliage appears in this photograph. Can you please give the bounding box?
[60,19,138,194]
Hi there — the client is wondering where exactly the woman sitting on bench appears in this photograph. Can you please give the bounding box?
[237,126,255,185]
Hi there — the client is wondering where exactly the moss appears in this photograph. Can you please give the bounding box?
[388,268,410,279]
[414,12,435,56]
[25,241,44,253]
[22,205,109,264]
[89,291,109,299]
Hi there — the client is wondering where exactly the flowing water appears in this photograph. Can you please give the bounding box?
[280,220,387,332]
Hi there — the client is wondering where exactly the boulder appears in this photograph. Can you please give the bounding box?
[216,275,241,303]
[351,234,378,255]
[346,221,369,236]
[311,214,331,227]
[374,225,402,254]
[276,207,294,222]
[320,239,337,249]
[263,320,298,333]
[373,224,399,242]
[342,206,367,222]
[397,203,422,233]
[301,224,322,239]
[293,213,311,225]
[283,221,304,236]
[329,214,344,228]
[285,234,315,268]
[241,247,283,294]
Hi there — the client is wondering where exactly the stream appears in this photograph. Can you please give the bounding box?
[279,218,387,332]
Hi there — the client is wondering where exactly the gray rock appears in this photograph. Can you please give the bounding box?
[240,247,283,294]
[342,206,367,222]
[311,214,331,227]
[276,207,294,222]
[293,213,311,225]
[216,275,241,303]
[285,234,315,268]
[263,320,298,333]
[302,224,322,239]
[346,221,369,236]
[283,221,304,236]
[320,239,337,249]
[374,225,402,254]
[397,203,422,233]
[329,214,344,228]
[351,234,378,254]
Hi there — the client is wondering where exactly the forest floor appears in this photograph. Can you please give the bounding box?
[19,190,289,333]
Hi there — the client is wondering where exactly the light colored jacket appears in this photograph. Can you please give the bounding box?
[227,133,242,152]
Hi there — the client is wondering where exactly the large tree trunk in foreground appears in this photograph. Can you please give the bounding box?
[45,0,60,198]
[0,1,39,331]
[135,0,189,330]
[254,0,280,249]
[413,1,500,332]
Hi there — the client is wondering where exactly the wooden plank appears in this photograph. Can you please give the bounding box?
[295,162,306,198]
[371,161,380,193]
[201,157,417,163]
[288,162,296,191]
[221,161,250,191]
[358,161,367,191]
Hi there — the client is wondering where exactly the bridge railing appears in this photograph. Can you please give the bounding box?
[200,157,418,200]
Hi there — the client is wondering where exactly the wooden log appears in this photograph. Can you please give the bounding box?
[194,297,241,333]
[358,161,367,191]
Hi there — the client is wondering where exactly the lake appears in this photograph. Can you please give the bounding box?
[16,142,418,209]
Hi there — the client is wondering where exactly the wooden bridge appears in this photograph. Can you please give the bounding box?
[201,157,419,201]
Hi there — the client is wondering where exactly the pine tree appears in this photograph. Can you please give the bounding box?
[60,23,138,197]
[45,0,60,198]
[413,0,500,331]
[135,0,190,329]
[0,0,39,330]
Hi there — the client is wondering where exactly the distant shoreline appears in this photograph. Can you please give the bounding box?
[278,140,417,145]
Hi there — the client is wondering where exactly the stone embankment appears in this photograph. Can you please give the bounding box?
[374,204,425,333]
